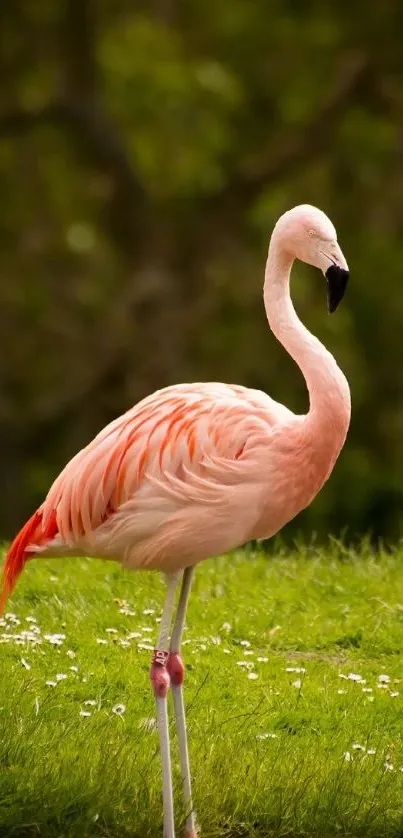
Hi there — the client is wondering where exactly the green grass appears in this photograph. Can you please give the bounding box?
[1,542,403,837]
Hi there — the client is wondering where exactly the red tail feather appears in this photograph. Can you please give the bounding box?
[0,509,58,614]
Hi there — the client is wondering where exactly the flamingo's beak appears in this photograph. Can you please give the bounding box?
[325,264,349,313]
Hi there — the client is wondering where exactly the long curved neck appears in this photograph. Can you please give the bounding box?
[264,234,351,445]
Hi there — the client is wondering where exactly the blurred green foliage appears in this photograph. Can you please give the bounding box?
[0,0,402,541]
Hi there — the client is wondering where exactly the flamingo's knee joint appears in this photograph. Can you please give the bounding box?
[167,651,185,687]
[150,648,170,698]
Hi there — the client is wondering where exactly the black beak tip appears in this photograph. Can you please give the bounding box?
[325,265,349,313]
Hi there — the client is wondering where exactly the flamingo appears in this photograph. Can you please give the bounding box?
[0,204,350,838]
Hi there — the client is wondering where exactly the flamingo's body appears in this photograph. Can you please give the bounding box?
[0,205,351,838]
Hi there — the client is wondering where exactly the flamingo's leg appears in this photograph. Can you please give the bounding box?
[151,572,181,838]
[168,567,197,838]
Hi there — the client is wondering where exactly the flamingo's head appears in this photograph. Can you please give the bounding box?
[274,204,349,313]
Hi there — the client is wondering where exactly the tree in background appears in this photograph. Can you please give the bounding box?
[0,0,402,541]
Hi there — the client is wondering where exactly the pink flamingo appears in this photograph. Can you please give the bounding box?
[0,205,350,838]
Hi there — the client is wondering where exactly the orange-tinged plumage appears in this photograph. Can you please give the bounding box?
[0,508,58,610]
[2,382,296,590]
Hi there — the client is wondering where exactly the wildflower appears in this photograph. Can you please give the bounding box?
[344,751,352,761]
[362,687,373,693]
[80,710,91,718]
[66,649,76,659]
[223,649,231,654]
[257,656,269,663]
[105,628,118,634]
[70,665,79,673]
[248,672,258,680]
[378,674,390,684]
[256,732,277,740]
[390,691,399,698]
[286,666,306,674]
[46,680,58,687]
[244,650,254,656]
[384,762,394,771]
[352,743,365,751]
[347,673,364,682]
[240,640,251,647]
[337,689,346,695]
[55,673,68,681]
[112,703,126,716]
[84,700,97,707]
[143,609,155,615]
[292,679,302,689]
[44,633,66,646]
[222,622,232,632]
[21,658,31,670]
[96,638,108,645]
[367,748,376,755]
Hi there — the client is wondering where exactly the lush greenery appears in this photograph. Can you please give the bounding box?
[0,1,402,541]
[1,545,403,837]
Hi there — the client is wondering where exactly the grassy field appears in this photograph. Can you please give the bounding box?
[1,542,403,838]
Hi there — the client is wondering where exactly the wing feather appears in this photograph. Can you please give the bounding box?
[41,382,289,547]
